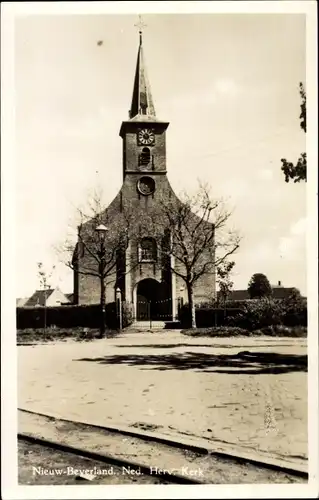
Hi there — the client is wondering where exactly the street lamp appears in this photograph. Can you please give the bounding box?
[95,224,109,337]
[178,285,185,319]
[116,287,122,331]
[180,286,185,306]
[96,224,109,240]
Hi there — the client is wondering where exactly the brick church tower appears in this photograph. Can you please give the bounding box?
[73,31,215,320]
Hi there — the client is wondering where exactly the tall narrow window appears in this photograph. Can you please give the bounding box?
[139,147,151,167]
[139,238,157,262]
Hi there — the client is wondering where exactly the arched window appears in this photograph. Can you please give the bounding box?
[139,147,151,167]
[139,238,157,262]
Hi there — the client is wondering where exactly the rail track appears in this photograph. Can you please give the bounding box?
[18,437,184,485]
[18,409,307,485]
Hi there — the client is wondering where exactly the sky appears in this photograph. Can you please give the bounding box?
[13,9,308,298]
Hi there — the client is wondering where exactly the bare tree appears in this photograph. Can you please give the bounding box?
[216,260,235,320]
[154,184,240,328]
[59,190,133,337]
[37,262,55,334]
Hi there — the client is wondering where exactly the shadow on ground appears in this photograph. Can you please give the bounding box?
[75,351,307,374]
[114,343,296,349]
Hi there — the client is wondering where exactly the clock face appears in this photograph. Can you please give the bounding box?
[138,128,155,146]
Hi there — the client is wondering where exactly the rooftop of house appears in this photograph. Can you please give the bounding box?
[22,287,71,307]
[16,297,29,307]
[217,281,300,301]
[23,289,56,307]
[65,293,74,303]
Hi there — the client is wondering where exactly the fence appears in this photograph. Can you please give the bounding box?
[123,297,182,329]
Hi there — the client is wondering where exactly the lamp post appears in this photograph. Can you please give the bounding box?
[178,285,185,319]
[180,285,185,307]
[116,287,122,331]
[95,224,109,338]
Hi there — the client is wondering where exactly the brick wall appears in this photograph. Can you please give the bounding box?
[121,122,168,175]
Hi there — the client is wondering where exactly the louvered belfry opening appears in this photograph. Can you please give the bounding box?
[139,147,151,167]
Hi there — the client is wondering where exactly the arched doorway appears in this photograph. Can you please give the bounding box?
[136,279,163,321]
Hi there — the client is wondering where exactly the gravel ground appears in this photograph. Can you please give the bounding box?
[19,412,306,484]
[18,439,170,485]
[18,332,307,460]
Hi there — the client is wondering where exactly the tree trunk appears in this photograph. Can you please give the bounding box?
[187,283,196,329]
[100,274,106,338]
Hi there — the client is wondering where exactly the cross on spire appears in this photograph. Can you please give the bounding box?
[134,15,147,45]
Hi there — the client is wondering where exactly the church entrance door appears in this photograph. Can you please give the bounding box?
[136,279,165,321]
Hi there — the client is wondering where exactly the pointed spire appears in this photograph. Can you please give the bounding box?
[129,31,156,119]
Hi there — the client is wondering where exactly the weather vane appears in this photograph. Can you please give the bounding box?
[134,14,147,43]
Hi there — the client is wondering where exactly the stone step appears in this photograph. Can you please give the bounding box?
[129,321,166,330]
[125,320,182,332]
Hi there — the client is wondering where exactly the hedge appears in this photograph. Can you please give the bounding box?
[228,297,307,330]
[16,301,133,330]
[178,305,241,328]
[179,297,307,330]
[197,300,249,310]
[181,325,307,338]
[183,326,251,337]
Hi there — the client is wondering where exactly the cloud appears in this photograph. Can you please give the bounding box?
[290,217,307,235]
[168,90,217,112]
[214,78,239,96]
[278,218,306,261]
[242,241,274,264]
[257,168,273,181]
[278,237,296,258]
[218,178,249,201]
[168,78,239,112]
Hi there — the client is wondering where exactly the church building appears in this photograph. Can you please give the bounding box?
[73,31,216,321]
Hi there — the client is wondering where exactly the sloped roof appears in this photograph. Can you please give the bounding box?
[217,286,297,301]
[129,32,156,119]
[272,287,296,299]
[65,293,74,302]
[226,290,249,301]
[16,297,29,307]
[119,33,169,136]
[24,289,55,307]
[126,114,168,124]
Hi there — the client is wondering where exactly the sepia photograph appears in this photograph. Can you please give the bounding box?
[1,1,318,498]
